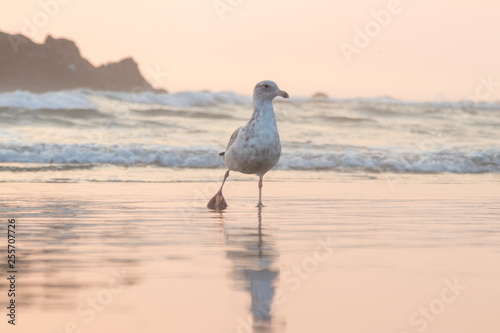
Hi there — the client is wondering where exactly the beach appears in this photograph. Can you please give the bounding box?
[1,79,499,333]
[2,1,500,331]
[1,175,499,333]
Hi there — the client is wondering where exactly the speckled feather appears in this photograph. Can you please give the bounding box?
[208,80,288,210]
[223,82,284,177]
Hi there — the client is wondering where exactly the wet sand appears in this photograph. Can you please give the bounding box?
[1,176,499,333]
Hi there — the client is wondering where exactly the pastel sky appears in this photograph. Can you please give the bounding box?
[2,0,500,101]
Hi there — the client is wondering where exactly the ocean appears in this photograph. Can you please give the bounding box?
[1,89,499,183]
[1,89,499,333]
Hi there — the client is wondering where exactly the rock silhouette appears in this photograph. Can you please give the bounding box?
[0,31,163,93]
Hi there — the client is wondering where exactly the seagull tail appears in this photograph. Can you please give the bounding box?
[219,152,225,156]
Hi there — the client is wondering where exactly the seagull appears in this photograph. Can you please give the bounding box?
[207,80,289,210]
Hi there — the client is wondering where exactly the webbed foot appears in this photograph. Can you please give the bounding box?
[207,191,228,210]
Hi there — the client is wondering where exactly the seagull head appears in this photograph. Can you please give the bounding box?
[253,80,289,101]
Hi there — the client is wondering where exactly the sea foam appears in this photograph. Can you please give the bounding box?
[1,89,499,110]
[1,143,498,174]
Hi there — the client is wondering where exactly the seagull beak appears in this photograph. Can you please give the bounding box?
[277,90,289,99]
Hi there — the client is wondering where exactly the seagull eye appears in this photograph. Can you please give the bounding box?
[263,84,269,89]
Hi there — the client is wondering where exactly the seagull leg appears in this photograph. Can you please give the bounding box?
[257,175,264,207]
[207,170,229,210]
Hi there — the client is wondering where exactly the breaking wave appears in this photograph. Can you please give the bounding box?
[1,89,499,110]
[0,89,253,110]
[1,143,499,174]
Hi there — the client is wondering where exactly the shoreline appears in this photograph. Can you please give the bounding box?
[1,179,498,333]
[1,166,499,184]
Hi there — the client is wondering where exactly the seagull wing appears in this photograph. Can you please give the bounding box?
[219,126,242,156]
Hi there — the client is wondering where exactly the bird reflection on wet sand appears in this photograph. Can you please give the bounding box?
[213,207,281,331]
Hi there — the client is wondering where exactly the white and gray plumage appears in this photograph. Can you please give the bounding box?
[208,80,289,210]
